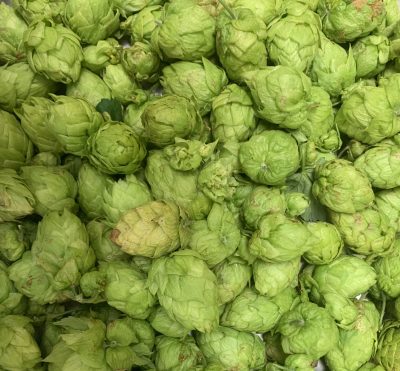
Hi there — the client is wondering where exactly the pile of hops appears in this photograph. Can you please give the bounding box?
[1,0,400,369]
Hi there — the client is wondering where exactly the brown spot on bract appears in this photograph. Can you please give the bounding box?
[178,354,187,362]
[352,0,367,11]
[370,0,383,17]
[110,229,120,242]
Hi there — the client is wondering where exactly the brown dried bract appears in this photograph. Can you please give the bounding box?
[352,0,384,17]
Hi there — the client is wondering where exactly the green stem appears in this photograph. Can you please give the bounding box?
[218,0,237,19]
[379,293,387,331]
[337,145,349,159]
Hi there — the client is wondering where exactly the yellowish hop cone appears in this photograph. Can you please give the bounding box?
[111,200,181,258]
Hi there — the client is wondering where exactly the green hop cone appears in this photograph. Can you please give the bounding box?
[335,80,400,145]
[278,301,339,359]
[112,0,163,18]
[121,42,160,83]
[249,213,311,263]
[87,220,129,262]
[161,58,228,116]
[242,186,286,230]
[149,306,189,338]
[198,159,238,203]
[303,222,343,265]
[151,0,216,61]
[0,315,41,370]
[266,2,321,73]
[106,316,155,352]
[311,256,377,324]
[142,95,204,147]
[285,192,310,217]
[82,260,156,319]
[318,0,386,43]
[312,159,375,213]
[163,138,217,171]
[0,110,33,170]
[310,36,356,98]
[312,254,376,296]
[325,300,380,371]
[66,69,112,107]
[0,261,26,316]
[103,174,152,224]
[10,209,96,304]
[145,150,212,220]
[105,317,154,369]
[354,143,400,189]
[376,321,400,370]
[21,165,78,217]
[44,316,108,370]
[87,121,147,175]
[12,0,66,24]
[297,86,340,152]
[155,336,205,370]
[111,200,181,258]
[24,21,83,83]
[195,326,266,370]
[121,5,163,42]
[210,84,256,142]
[15,96,61,153]
[77,162,108,219]
[183,202,241,267]
[330,206,396,256]
[253,258,301,297]
[239,130,300,186]
[374,240,400,298]
[47,95,104,156]
[103,63,146,105]
[0,3,27,64]
[242,66,312,129]
[220,288,284,333]
[213,256,252,305]
[0,169,35,222]
[0,62,56,113]
[148,250,219,332]
[216,7,267,81]
[0,222,27,262]
[82,38,121,74]
[64,0,120,45]
[353,35,393,78]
